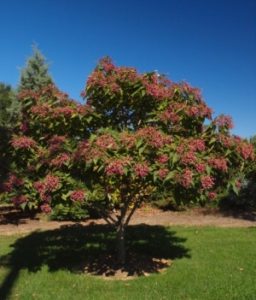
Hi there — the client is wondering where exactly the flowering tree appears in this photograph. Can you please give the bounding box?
[4,85,92,215]
[80,58,254,263]
[5,57,254,264]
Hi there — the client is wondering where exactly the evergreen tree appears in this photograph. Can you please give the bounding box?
[0,83,20,189]
[19,46,53,91]
[0,83,19,128]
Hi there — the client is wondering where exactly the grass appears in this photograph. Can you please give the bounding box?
[0,225,256,300]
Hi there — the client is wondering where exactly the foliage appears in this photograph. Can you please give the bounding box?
[0,83,20,197]
[4,85,92,213]
[19,46,53,92]
[0,83,20,128]
[220,134,256,210]
[4,57,254,263]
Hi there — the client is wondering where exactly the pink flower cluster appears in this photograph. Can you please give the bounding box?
[189,139,206,152]
[3,174,23,192]
[218,134,234,148]
[179,169,193,188]
[187,106,199,117]
[70,190,86,202]
[159,109,180,124]
[144,82,170,100]
[106,159,127,176]
[134,163,150,178]
[34,175,60,202]
[48,135,66,153]
[214,114,234,129]
[31,104,51,117]
[195,163,206,173]
[209,158,228,172]
[99,57,115,73]
[95,134,117,150]
[50,153,70,167]
[201,175,215,190]
[158,168,169,179]
[181,82,202,101]
[44,174,60,191]
[156,154,169,164]
[53,106,75,118]
[40,203,52,213]
[238,143,254,160]
[208,191,217,200]
[11,136,37,149]
[181,152,197,166]
[12,195,28,206]
[137,127,172,148]
[120,132,137,149]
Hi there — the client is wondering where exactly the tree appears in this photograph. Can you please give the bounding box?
[19,46,53,91]
[0,83,19,128]
[0,83,20,191]
[7,57,254,265]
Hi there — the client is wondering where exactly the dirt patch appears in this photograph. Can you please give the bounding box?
[0,206,255,236]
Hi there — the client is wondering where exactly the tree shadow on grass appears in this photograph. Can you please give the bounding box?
[0,224,190,299]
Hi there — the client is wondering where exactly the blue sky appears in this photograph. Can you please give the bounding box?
[0,0,255,138]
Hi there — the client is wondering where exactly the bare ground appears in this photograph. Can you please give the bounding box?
[0,206,255,236]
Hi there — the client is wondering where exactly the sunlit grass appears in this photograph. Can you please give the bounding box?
[0,226,255,300]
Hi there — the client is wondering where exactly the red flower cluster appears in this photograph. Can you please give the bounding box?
[99,57,116,73]
[44,174,60,192]
[31,104,51,117]
[189,139,206,152]
[34,175,60,202]
[105,157,131,176]
[209,158,228,172]
[187,106,199,117]
[50,153,70,167]
[53,106,75,118]
[156,154,169,164]
[218,134,234,148]
[159,109,180,124]
[214,114,234,129]
[70,190,86,202]
[144,82,170,100]
[40,203,52,213]
[48,135,67,153]
[137,127,172,148]
[201,175,215,190]
[120,132,137,149]
[95,134,117,150]
[3,174,23,192]
[181,152,197,166]
[106,159,126,176]
[238,142,254,160]
[134,163,150,177]
[208,191,217,200]
[158,168,169,179]
[179,169,193,188]
[195,163,206,173]
[181,82,202,101]
[11,136,37,149]
[12,195,27,206]
[20,122,29,133]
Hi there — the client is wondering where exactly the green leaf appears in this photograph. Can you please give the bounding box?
[164,171,175,182]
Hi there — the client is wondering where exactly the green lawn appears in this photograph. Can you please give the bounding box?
[0,225,255,300]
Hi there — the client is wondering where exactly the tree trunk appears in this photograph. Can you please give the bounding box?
[116,221,126,265]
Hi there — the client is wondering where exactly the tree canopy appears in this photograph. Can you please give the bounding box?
[3,57,254,264]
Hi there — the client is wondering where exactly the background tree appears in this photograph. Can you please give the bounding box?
[19,46,53,91]
[0,83,20,193]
